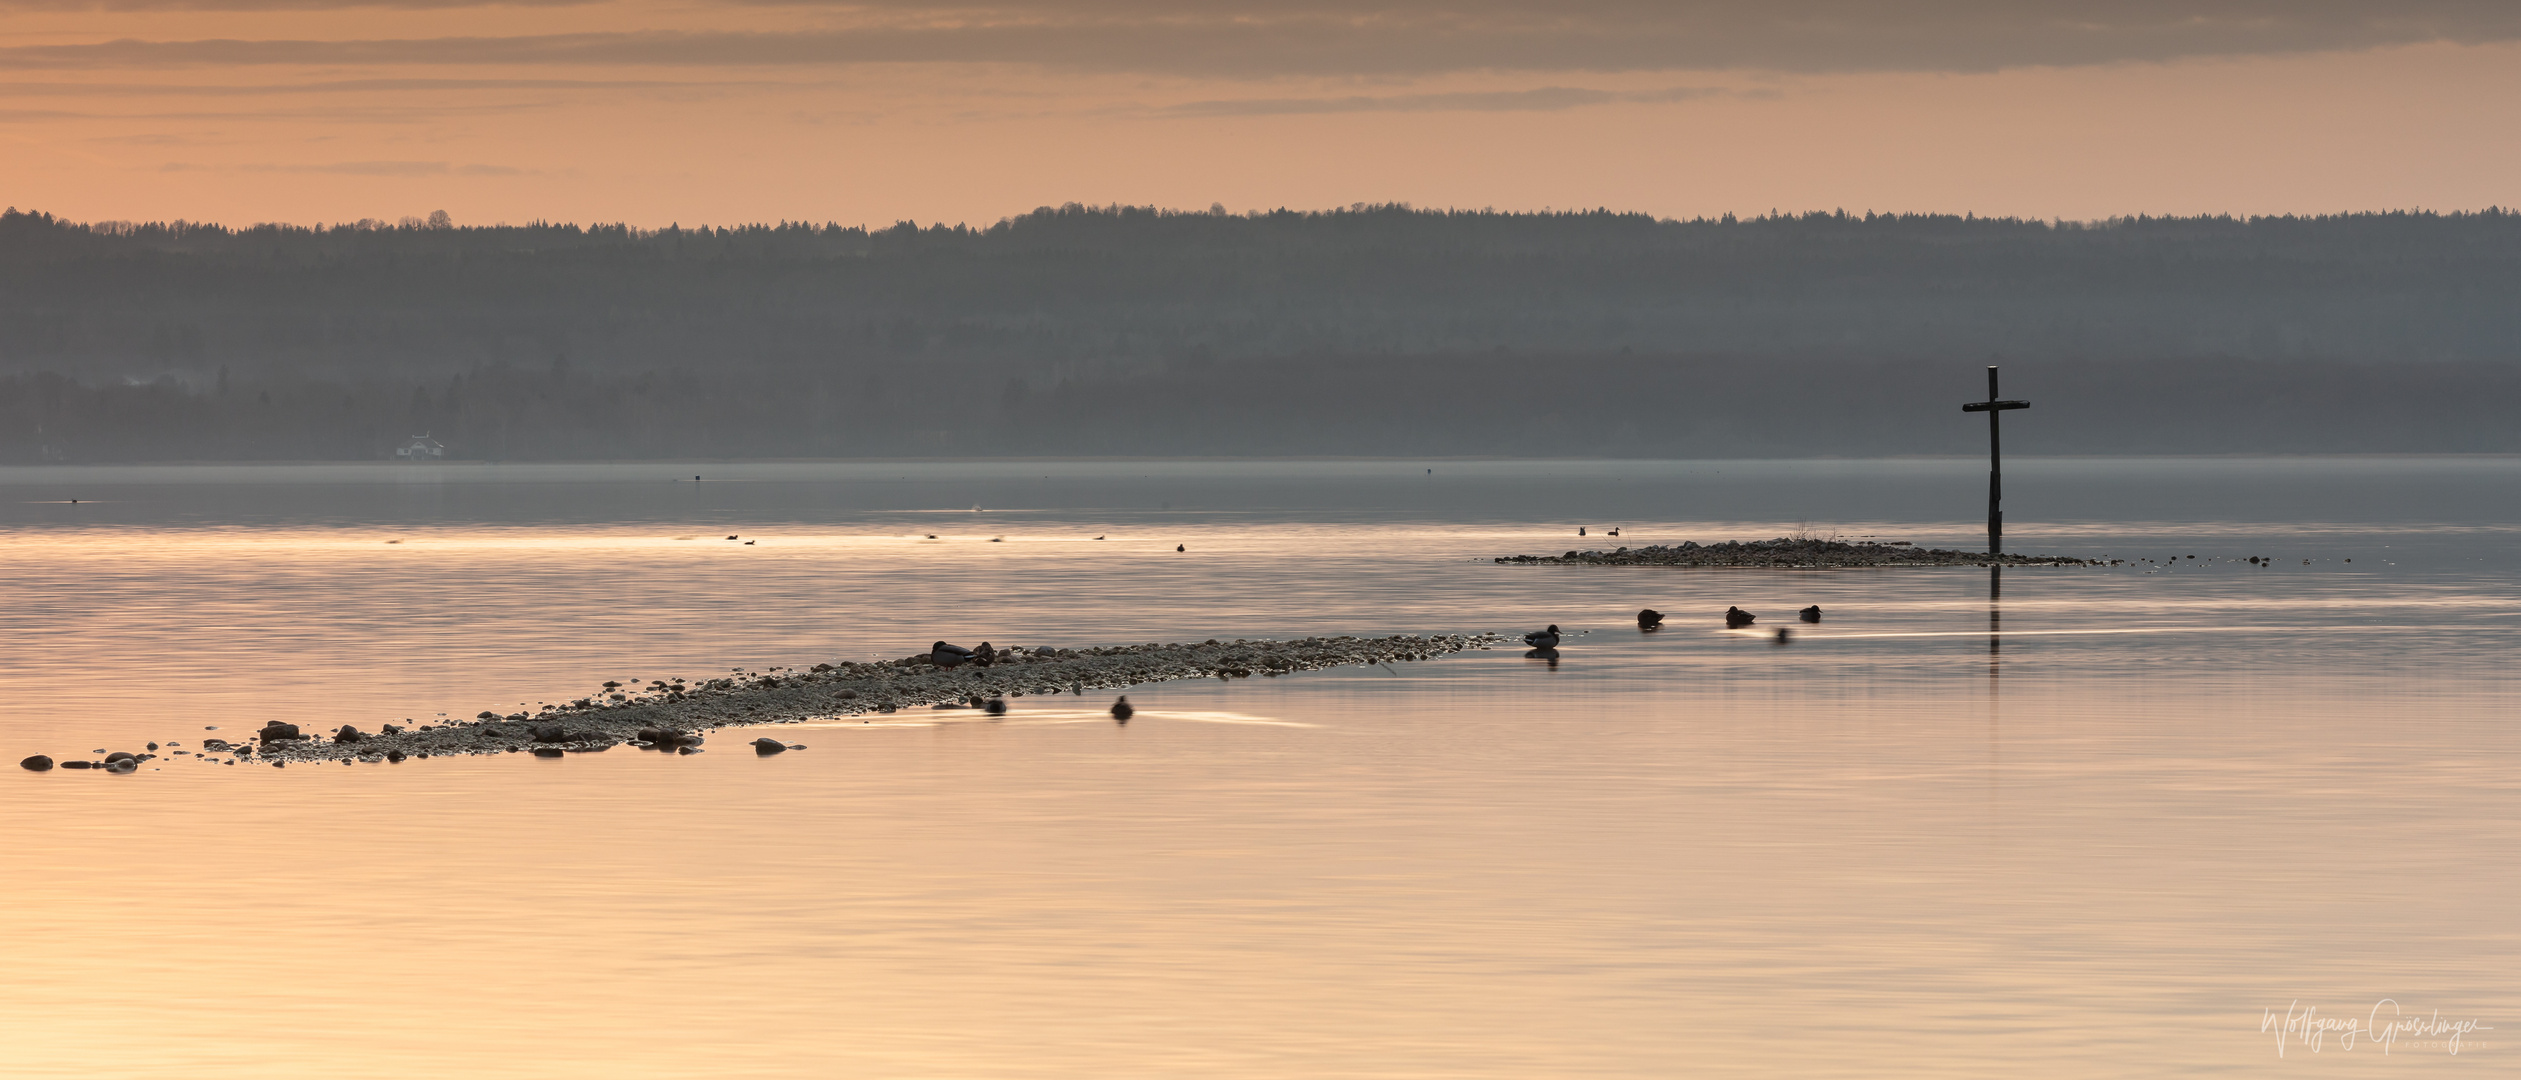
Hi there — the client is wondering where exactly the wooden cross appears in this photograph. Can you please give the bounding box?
[1960,366,2030,555]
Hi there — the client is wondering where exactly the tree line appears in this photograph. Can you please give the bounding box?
[3,203,2516,460]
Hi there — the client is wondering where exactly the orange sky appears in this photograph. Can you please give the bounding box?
[4,2,2519,227]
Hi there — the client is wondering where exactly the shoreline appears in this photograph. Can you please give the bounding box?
[28,633,1500,770]
[1496,537,2095,568]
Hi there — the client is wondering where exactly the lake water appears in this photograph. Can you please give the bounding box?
[2,458,2513,1078]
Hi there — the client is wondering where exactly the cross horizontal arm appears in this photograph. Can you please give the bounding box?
[1960,400,2031,413]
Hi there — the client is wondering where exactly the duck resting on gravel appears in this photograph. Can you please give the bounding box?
[931,641,976,668]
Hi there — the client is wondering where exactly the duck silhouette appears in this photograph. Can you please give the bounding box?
[1636,609,1664,630]
[1799,606,1822,623]
[1111,696,1134,723]
[973,642,998,667]
[1725,607,1756,628]
[1523,625,1563,648]
[931,641,974,668]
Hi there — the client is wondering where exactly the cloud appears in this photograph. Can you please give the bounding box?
[2,3,2517,77]
[1161,84,1741,117]
[0,76,760,97]
[161,159,527,175]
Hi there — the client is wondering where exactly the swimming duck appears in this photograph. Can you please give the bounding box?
[1799,606,1822,623]
[1111,696,1134,722]
[1523,625,1563,648]
[1724,606,1756,628]
[1636,609,1663,630]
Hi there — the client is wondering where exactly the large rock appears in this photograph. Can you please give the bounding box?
[19,755,52,771]
[334,726,366,744]
[259,722,302,742]
[752,738,787,754]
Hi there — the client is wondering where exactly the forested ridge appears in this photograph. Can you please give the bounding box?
[3,203,2517,460]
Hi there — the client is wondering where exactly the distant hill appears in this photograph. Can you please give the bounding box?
[3,204,2517,460]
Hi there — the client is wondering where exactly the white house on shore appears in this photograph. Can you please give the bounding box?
[396,435,446,460]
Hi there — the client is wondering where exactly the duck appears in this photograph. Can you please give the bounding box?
[1636,609,1664,630]
[1523,625,1563,648]
[930,641,975,668]
[1111,696,1134,722]
[1724,606,1756,628]
[1799,605,1822,623]
[973,642,998,667]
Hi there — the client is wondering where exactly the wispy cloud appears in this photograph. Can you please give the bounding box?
[161,159,527,175]
[4,4,2518,77]
[0,76,758,97]
[1161,84,1748,117]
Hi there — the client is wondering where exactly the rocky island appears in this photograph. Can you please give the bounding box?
[22,633,1499,771]
[1496,537,2094,568]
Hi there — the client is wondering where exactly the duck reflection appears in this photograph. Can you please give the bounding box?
[1523,647,1561,669]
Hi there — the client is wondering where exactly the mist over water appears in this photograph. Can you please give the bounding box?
[3,458,2515,1077]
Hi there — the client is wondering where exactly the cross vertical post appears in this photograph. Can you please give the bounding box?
[1960,366,2031,556]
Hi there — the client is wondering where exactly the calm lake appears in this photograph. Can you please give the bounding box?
[2,458,2513,1078]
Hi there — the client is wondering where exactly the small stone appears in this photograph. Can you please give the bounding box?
[386,750,407,763]
[381,724,403,735]
[259,722,302,742]
[984,698,1007,715]
[19,755,53,771]
[62,760,94,769]
[532,747,565,758]
[334,726,366,744]
[530,723,569,743]
[146,742,159,751]
[104,751,138,764]
[478,711,499,720]
[752,738,787,754]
